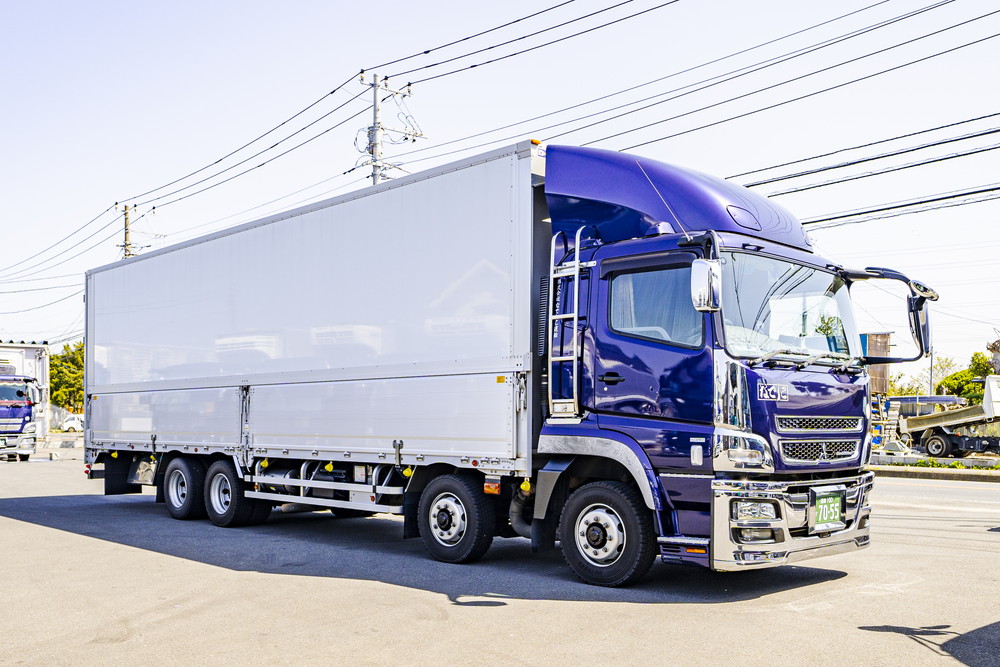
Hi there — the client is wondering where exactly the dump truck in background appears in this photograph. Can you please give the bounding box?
[84,141,937,586]
[0,341,50,461]
[898,376,1000,457]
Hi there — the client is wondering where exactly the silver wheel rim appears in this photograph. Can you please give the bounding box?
[927,438,945,455]
[575,503,626,567]
[166,468,188,508]
[209,472,233,515]
[428,492,467,547]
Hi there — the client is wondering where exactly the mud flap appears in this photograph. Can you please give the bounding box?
[104,454,142,495]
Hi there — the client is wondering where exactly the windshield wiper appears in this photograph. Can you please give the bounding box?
[748,348,809,367]
[793,352,862,372]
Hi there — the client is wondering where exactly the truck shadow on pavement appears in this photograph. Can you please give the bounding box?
[859,622,1000,666]
[0,493,847,604]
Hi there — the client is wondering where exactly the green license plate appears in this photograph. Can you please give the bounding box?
[813,492,844,532]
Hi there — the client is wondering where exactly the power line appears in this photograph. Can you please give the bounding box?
[766,140,1000,196]
[0,205,116,275]
[0,284,81,295]
[119,73,360,204]
[745,125,1000,188]
[618,25,1000,152]
[583,8,1000,149]
[406,1,682,85]
[135,89,370,207]
[152,104,373,210]
[729,110,1000,178]
[388,0,946,168]
[0,290,82,315]
[0,272,85,285]
[367,0,578,71]
[801,183,1000,226]
[388,0,637,79]
[0,211,124,280]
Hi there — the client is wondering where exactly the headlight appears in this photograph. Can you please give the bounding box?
[713,431,774,471]
[734,501,778,520]
[24,422,37,434]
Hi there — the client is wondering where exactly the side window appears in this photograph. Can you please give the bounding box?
[610,266,702,347]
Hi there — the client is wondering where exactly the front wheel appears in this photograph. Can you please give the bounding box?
[17,454,29,462]
[204,460,271,527]
[417,474,495,564]
[924,434,952,458]
[559,481,656,587]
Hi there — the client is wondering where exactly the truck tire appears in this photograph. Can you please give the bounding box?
[924,434,952,458]
[163,457,207,520]
[417,474,495,564]
[558,481,656,587]
[205,460,270,527]
[18,454,29,462]
[950,449,971,459]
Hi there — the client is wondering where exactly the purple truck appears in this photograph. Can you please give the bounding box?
[85,143,936,586]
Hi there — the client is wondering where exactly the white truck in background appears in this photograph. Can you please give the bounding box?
[0,341,50,461]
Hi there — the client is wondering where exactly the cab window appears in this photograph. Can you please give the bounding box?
[609,266,702,347]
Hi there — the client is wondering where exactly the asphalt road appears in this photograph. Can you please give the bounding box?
[1,456,997,666]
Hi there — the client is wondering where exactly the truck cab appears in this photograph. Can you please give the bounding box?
[0,375,41,461]
[536,145,935,580]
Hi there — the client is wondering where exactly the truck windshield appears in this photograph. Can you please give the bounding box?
[720,252,862,361]
[0,382,27,402]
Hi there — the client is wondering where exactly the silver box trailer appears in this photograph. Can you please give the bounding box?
[86,143,546,491]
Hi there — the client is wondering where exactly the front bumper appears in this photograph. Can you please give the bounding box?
[710,471,873,571]
[1,435,37,457]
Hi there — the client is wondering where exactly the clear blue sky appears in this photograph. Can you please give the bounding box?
[2,0,998,380]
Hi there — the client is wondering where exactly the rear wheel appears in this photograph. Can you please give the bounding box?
[205,460,270,527]
[418,474,495,564]
[559,481,656,587]
[924,434,952,458]
[163,457,207,520]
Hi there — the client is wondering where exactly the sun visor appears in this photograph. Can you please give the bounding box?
[543,144,811,251]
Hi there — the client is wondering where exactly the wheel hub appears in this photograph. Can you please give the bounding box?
[428,493,466,546]
[210,474,232,515]
[575,504,625,567]
[167,469,188,507]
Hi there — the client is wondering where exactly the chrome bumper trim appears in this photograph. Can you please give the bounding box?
[710,471,874,571]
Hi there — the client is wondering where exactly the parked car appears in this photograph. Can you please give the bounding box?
[60,415,84,432]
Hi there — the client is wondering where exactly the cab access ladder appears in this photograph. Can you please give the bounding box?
[547,226,589,419]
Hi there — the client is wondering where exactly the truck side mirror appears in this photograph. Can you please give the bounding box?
[690,259,721,312]
[843,267,938,364]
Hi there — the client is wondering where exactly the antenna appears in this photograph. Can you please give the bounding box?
[635,160,691,242]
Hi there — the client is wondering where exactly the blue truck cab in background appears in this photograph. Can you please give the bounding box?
[0,372,42,461]
[534,145,936,584]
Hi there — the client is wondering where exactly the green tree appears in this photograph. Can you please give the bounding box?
[937,352,994,404]
[50,342,84,412]
[888,373,923,396]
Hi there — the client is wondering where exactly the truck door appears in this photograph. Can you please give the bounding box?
[589,249,713,425]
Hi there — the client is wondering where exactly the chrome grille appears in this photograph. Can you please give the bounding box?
[776,416,862,432]
[781,439,859,463]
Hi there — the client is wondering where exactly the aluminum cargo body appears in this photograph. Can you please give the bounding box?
[85,143,547,474]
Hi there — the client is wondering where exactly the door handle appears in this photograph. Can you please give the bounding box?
[598,373,625,385]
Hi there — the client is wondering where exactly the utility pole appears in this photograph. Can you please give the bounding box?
[123,204,134,258]
[361,72,423,185]
[368,73,383,185]
[928,349,935,395]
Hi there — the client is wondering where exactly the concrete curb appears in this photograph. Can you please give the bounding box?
[870,465,1000,483]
